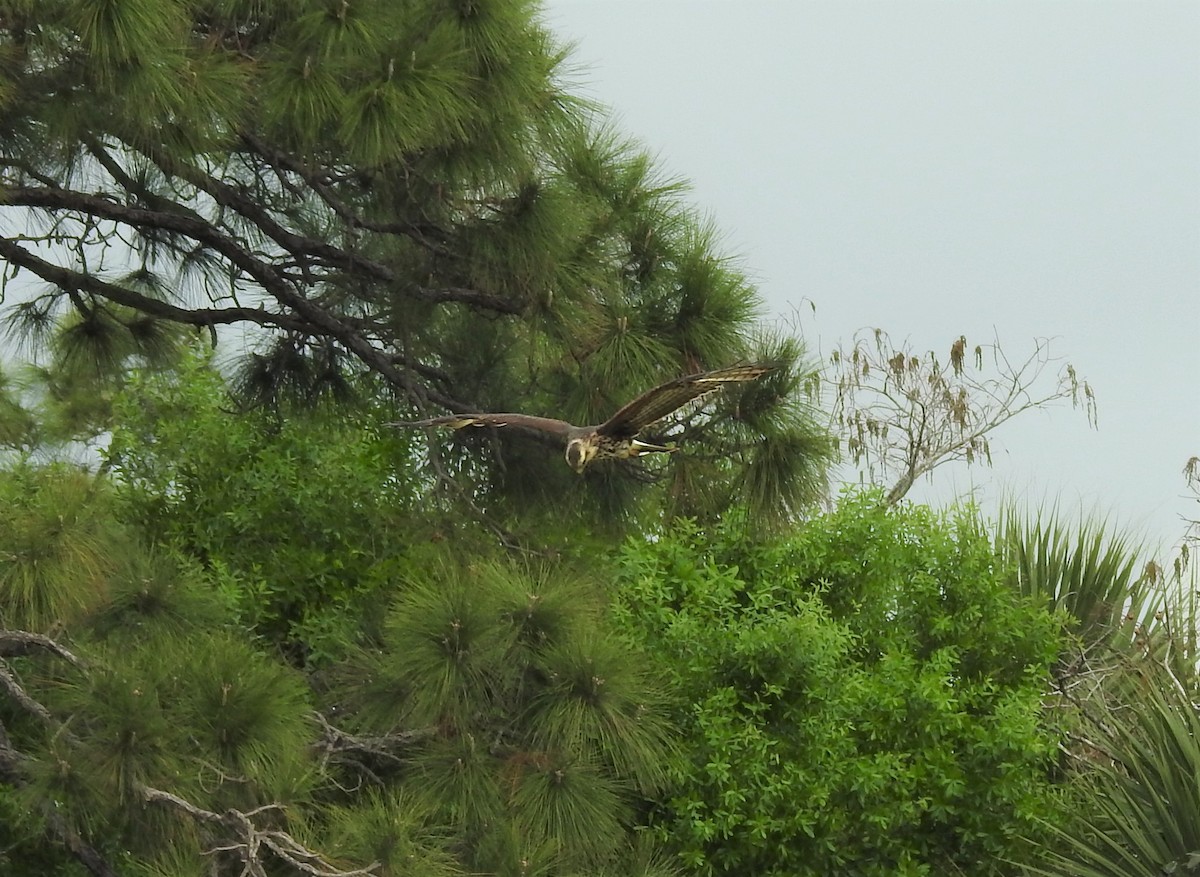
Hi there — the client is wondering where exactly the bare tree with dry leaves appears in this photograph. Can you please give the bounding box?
[824,329,1096,505]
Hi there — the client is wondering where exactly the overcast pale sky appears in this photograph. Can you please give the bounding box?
[542,0,1200,552]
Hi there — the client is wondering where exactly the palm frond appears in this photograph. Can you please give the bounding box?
[1027,675,1200,877]
[996,504,1158,650]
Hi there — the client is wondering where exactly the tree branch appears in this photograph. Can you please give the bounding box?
[143,786,380,877]
[1,183,514,405]
[0,237,314,334]
[109,142,527,317]
[0,629,85,666]
[827,330,1090,504]
[237,132,454,254]
[312,710,436,767]
[0,658,56,726]
[0,629,377,877]
[137,144,404,284]
[0,672,117,877]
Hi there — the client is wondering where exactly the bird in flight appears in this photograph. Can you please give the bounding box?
[390,364,773,473]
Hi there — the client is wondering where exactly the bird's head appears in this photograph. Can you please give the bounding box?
[565,437,597,474]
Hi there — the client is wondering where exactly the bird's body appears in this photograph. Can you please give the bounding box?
[390,364,772,473]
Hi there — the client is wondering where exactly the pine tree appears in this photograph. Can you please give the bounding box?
[0,457,681,876]
[0,0,832,528]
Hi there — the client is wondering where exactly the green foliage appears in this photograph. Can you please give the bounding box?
[1004,506,1200,876]
[314,791,460,877]
[0,0,834,529]
[0,364,36,450]
[1026,672,1200,877]
[105,352,424,661]
[613,494,1067,876]
[0,3,1127,874]
[3,288,196,443]
[659,334,836,530]
[0,461,124,630]
[342,558,677,875]
[0,449,678,875]
[996,504,1159,651]
[0,466,314,869]
[0,784,90,877]
[15,634,317,859]
[79,547,236,642]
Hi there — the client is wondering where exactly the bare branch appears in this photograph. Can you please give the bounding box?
[311,711,441,788]
[0,658,56,726]
[0,629,85,665]
[143,785,380,877]
[825,329,1095,504]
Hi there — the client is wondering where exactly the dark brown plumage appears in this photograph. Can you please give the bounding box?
[390,364,773,473]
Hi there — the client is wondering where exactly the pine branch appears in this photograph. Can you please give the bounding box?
[237,132,454,255]
[45,814,120,877]
[0,630,378,877]
[0,629,85,665]
[136,143,404,284]
[86,138,524,317]
[0,183,503,409]
[0,701,117,877]
[142,786,380,877]
[5,229,471,414]
[0,719,25,783]
[2,184,340,339]
[0,237,311,332]
[0,658,55,726]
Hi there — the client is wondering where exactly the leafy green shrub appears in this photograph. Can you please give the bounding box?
[104,353,424,661]
[613,494,1067,876]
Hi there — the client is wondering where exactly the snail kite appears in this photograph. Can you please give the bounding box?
[390,364,773,473]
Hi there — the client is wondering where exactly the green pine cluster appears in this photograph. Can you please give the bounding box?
[0,450,680,877]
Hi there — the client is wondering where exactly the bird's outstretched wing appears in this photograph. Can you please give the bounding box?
[389,413,576,438]
[598,364,774,438]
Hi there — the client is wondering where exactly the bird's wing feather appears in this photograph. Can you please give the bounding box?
[598,364,773,437]
[389,413,575,437]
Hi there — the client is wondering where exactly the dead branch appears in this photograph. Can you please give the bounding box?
[825,329,1095,504]
[142,786,379,877]
[0,629,86,666]
[311,710,435,768]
